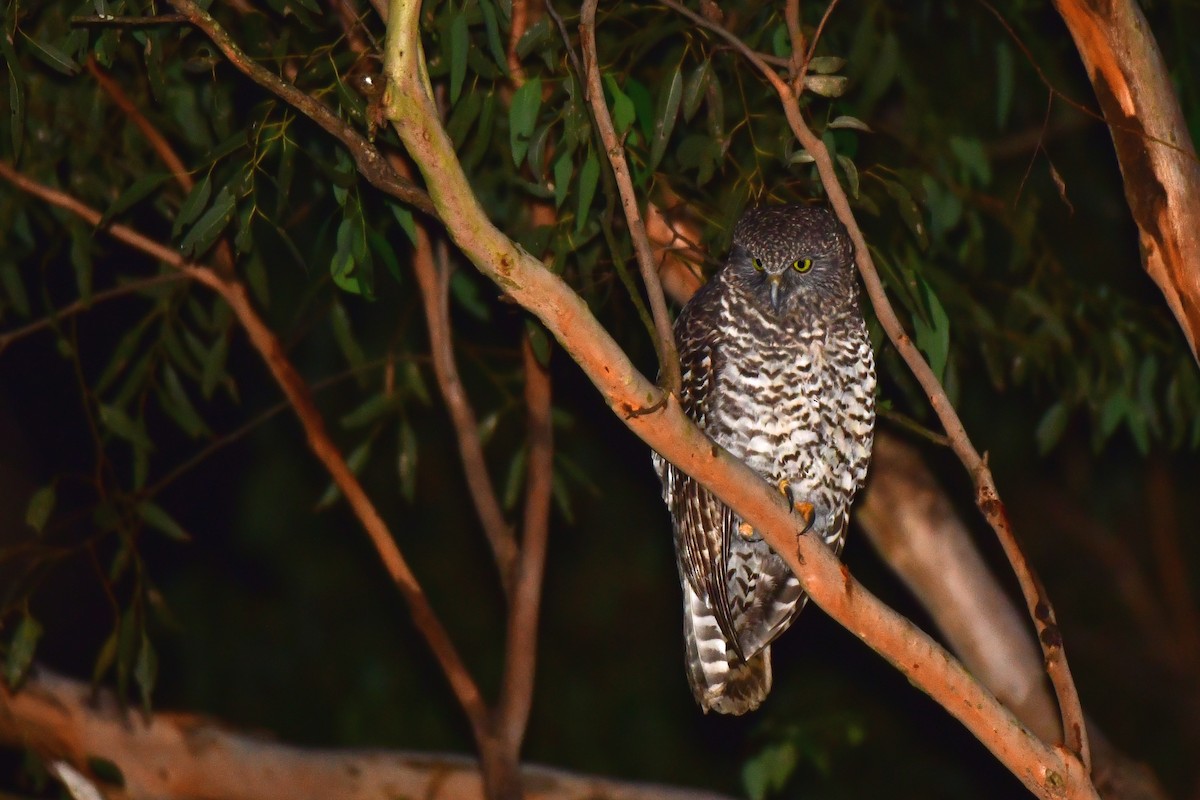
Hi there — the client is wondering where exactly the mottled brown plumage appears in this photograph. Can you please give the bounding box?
[653,204,876,714]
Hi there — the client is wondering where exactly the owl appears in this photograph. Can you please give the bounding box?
[652,204,876,715]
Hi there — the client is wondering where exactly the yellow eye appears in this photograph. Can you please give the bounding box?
[752,257,764,272]
[793,258,813,273]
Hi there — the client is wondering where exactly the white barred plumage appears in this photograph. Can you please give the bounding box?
[652,204,876,715]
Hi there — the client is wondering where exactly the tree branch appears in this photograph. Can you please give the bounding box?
[87,54,238,277]
[381,4,1096,797]
[411,225,519,592]
[1051,0,1200,362]
[165,0,435,217]
[0,159,493,752]
[858,432,1062,744]
[495,335,554,761]
[578,0,681,396]
[657,0,1090,770]
[0,273,185,354]
[0,668,736,800]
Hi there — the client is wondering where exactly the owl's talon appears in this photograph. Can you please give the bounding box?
[793,501,816,534]
[737,521,755,539]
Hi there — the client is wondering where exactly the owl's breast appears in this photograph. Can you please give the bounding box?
[707,317,875,538]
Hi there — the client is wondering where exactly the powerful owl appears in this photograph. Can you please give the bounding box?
[652,204,876,715]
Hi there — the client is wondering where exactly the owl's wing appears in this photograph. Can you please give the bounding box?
[659,300,746,653]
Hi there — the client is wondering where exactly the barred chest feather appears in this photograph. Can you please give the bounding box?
[697,288,875,545]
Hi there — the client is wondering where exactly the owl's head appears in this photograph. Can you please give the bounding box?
[726,204,856,318]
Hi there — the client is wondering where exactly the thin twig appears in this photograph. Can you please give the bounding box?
[87,55,238,277]
[658,0,1090,771]
[507,0,528,85]
[496,334,554,760]
[382,3,1097,794]
[578,0,681,396]
[0,274,184,354]
[0,159,493,751]
[165,0,435,217]
[411,226,519,593]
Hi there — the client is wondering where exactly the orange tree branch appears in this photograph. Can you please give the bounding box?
[658,0,1090,770]
[1050,0,1200,360]
[410,225,519,593]
[0,159,493,752]
[495,335,554,759]
[165,0,435,217]
[381,3,1096,797]
[87,55,238,277]
[578,0,681,396]
[0,668,738,800]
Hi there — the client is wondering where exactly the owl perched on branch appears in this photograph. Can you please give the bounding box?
[653,204,876,715]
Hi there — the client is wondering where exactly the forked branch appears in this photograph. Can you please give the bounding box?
[380,2,1096,796]
[661,0,1089,769]
[0,160,492,752]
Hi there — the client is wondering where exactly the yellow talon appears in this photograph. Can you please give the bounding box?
[777,478,816,531]
[794,501,816,531]
[737,522,755,539]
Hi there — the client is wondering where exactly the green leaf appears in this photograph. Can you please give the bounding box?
[836,154,860,199]
[69,223,94,301]
[200,332,229,400]
[5,612,42,689]
[7,69,23,160]
[603,74,636,136]
[479,0,508,75]
[509,77,542,166]
[137,501,191,541]
[949,136,992,186]
[881,179,928,248]
[368,230,404,284]
[912,277,950,382]
[0,262,30,317]
[1036,401,1070,455]
[2,31,27,160]
[389,202,418,246]
[134,633,157,713]
[742,742,798,800]
[828,115,872,132]
[25,485,55,534]
[102,172,173,228]
[450,270,491,321]
[552,151,573,209]
[340,392,396,429]
[996,41,1014,129]
[502,445,528,510]
[317,439,371,510]
[525,319,551,366]
[99,405,155,451]
[329,299,367,379]
[330,218,360,294]
[803,74,849,97]
[23,33,81,75]
[807,55,847,74]
[448,13,469,105]
[682,59,711,122]
[649,63,683,171]
[178,185,237,258]
[398,420,418,503]
[159,364,209,438]
[576,150,599,233]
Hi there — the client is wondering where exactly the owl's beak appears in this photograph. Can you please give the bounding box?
[768,275,783,314]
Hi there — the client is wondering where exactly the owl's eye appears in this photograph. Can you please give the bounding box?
[752,257,764,272]
[792,258,813,273]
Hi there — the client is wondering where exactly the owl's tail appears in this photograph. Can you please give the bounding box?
[682,583,772,715]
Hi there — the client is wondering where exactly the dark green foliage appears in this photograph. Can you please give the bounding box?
[1,0,1199,796]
